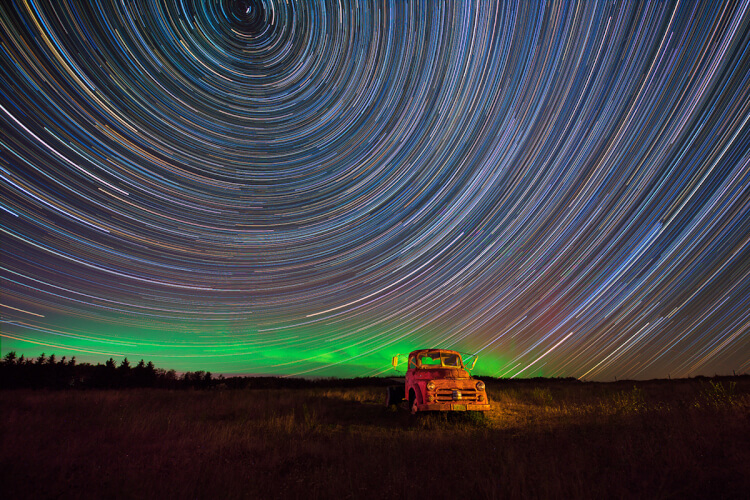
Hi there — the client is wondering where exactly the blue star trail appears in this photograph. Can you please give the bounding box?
[1,0,749,379]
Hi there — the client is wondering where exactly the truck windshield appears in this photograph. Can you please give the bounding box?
[417,351,462,368]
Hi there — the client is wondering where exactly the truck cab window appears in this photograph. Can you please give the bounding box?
[418,353,442,367]
[443,354,460,367]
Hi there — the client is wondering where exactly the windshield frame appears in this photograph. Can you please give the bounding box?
[415,350,463,369]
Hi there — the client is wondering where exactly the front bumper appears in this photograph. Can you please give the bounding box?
[417,402,491,412]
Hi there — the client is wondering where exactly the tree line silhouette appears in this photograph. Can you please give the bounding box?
[0,351,215,390]
[0,351,398,390]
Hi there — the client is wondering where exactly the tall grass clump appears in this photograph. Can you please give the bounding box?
[696,380,738,409]
[531,386,554,406]
[607,385,648,414]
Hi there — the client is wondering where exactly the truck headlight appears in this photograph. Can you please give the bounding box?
[426,381,436,391]
[476,380,485,391]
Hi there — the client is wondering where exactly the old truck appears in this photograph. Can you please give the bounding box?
[385,349,490,414]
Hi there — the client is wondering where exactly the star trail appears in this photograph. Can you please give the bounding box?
[2,0,749,380]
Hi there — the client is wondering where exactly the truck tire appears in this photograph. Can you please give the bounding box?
[409,390,418,415]
[385,385,404,407]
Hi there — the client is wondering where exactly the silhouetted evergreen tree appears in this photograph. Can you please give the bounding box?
[132,359,146,386]
[118,358,132,387]
[145,361,157,386]
[3,351,17,365]
[0,351,19,388]
[100,358,118,388]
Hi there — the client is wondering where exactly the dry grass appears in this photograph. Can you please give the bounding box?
[1,377,749,499]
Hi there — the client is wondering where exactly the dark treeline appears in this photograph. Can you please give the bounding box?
[0,351,212,390]
[0,351,397,390]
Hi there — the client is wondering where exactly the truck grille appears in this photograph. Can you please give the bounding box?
[435,388,479,402]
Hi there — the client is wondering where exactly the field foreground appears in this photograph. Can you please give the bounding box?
[2,377,749,499]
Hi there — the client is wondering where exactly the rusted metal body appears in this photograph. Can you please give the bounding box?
[390,349,490,414]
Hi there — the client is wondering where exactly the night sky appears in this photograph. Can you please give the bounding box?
[2,1,749,380]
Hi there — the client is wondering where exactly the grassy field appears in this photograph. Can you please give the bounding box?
[2,377,749,499]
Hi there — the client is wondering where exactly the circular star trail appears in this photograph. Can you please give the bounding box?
[1,0,749,379]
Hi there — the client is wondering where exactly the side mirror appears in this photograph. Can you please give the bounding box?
[469,357,478,371]
[392,355,399,369]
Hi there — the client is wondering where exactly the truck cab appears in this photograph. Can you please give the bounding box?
[387,349,490,414]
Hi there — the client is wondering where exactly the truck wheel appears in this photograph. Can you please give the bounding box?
[409,392,418,415]
[385,386,405,408]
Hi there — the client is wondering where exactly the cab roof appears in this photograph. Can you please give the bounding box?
[408,349,461,357]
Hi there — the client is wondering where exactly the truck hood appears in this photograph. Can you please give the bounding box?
[412,368,470,379]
